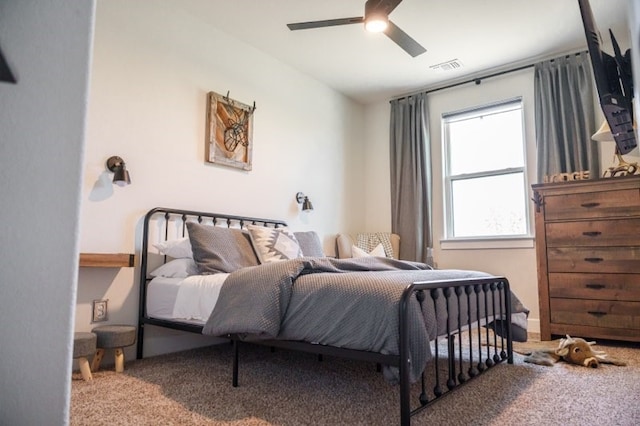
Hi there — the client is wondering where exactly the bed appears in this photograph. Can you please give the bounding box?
[137,207,528,425]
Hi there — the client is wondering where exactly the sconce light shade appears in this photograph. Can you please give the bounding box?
[302,197,314,212]
[106,156,131,187]
[295,192,314,212]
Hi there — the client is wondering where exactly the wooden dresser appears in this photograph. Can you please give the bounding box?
[532,175,640,342]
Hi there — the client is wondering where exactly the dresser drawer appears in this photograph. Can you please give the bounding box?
[550,298,640,330]
[547,247,640,273]
[544,188,640,220]
[548,273,640,301]
[546,218,640,247]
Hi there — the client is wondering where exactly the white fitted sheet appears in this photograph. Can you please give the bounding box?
[147,277,184,320]
[147,274,228,324]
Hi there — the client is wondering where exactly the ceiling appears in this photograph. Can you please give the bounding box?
[178,0,630,104]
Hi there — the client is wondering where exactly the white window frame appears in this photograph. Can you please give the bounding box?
[441,97,532,248]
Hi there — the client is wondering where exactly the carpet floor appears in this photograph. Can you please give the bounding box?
[70,336,640,425]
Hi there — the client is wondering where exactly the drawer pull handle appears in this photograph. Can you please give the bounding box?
[585,284,605,290]
[580,202,600,208]
[584,257,604,263]
[587,311,607,317]
[582,231,602,237]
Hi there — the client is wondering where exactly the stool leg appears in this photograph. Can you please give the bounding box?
[91,348,105,372]
[114,348,125,373]
[78,357,93,381]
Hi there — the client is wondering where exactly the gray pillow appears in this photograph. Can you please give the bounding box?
[294,231,324,257]
[186,222,259,274]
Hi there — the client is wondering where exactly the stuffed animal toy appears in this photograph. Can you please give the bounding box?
[523,335,626,367]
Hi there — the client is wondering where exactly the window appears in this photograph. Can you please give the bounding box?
[443,98,530,240]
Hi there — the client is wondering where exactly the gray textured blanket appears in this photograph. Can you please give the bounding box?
[203,257,527,382]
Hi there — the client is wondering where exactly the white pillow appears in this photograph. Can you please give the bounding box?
[153,237,193,259]
[247,225,303,264]
[149,258,199,278]
[351,243,385,258]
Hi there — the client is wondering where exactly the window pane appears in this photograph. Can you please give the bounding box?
[451,173,527,238]
[448,108,524,175]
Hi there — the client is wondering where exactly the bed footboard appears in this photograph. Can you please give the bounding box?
[230,276,513,425]
[398,277,513,425]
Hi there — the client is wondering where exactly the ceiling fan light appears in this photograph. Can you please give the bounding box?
[364,18,389,33]
[365,15,388,33]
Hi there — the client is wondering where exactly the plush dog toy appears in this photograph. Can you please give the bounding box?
[523,335,626,367]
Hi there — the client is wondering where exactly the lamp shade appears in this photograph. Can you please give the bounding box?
[302,197,313,212]
[113,166,131,187]
[106,156,132,187]
[296,192,314,212]
[592,120,613,142]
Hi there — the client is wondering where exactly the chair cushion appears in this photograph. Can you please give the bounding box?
[336,233,400,259]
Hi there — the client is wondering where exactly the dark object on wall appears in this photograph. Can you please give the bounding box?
[0,44,17,84]
[106,156,132,187]
[578,0,636,154]
[295,192,314,212]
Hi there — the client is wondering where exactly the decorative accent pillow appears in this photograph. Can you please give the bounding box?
[149,258,199,278]
[351,243,385,258]
[153,237,193,259]
[294,231,325,257]
[247,225,303,264]
[186,222,259,274]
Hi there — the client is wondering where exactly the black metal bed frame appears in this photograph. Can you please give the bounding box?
[137,207,514,426]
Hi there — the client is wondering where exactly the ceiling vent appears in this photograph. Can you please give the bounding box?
[429,59,464,72]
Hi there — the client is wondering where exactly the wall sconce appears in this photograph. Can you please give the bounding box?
[106,156,131,187]
[295,192,314,212]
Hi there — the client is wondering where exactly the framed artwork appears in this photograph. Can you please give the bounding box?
[205,91,255,171]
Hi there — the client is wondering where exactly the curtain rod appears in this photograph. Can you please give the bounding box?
[390,50,587,102]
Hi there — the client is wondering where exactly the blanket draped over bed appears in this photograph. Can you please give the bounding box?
[202,257,528,383]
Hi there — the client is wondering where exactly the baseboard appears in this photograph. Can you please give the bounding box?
[527,318,540,335]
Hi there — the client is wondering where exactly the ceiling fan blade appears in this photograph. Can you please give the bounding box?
[287,17,364,31]
[384,20,426,57]
[372,0,402,15]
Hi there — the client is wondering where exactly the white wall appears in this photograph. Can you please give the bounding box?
[76,0,365,358]
[363,101,393,230]
[0,1,95,425]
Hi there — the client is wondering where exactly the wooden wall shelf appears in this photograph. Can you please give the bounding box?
[79,253,134,268]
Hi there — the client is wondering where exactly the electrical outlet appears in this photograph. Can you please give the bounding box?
[92,299,108,322]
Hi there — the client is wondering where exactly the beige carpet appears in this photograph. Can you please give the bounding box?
[71,336,640,425]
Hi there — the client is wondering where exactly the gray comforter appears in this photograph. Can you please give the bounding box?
[202,257,527,382]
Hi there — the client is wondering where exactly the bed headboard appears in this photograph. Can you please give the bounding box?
[138,207,287,320]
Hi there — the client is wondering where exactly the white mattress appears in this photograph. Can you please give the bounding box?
[147,274,228,324]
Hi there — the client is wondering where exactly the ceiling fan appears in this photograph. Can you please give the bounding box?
[286,0,426,57]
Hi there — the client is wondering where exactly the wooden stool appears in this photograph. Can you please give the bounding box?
[91,325,136,373]
[73,332,97,381]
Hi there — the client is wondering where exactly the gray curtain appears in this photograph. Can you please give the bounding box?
[534,51,598,182]
[389,93,433,265]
